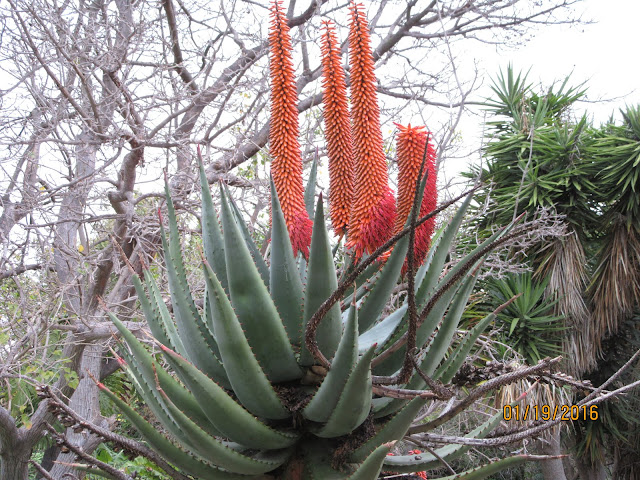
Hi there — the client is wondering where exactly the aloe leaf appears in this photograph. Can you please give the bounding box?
[413,207,521,318]
[225,184,270,287]
[302,440,348,479]
[109,312,207,449]
[131,271,180,355]
[297,253,308,287]
[219,185,301,382]
[373,278,466,376]
[98,385,248,480]
[439,456,540,480]
[357,305,406,354]
[371,196,474,374]
[413,192,473,303]
[269,178,305,348]
[113,311,221,439]
[300,196,342,366]
[314,344,376,438]
[356,170,427,334]
[417,272,478,377]
[305,155,318,220]
[375,211,514,376]
[356,232,409,333]
[350,397,426,463]
[303,304,358,422]
[152,357,222,438]
[203,260,289,420]
[342,271,381,311]
[341,256,383,299]
[161,182,229,387]
[160,343,299,450]
[158,388,290,475]
[141,268,187,356]
[374,273,478,417]
[347,444,390,480]
[198,159,228,293]
[413,455,533,480]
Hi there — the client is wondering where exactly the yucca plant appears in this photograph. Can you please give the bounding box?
[92,5,564,479]
[484,273,565,365]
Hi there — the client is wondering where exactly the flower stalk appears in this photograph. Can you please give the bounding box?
[346,2,395,258]
[268,0,312,256]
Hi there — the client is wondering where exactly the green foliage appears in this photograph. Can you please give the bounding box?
[469,65,599,236]
[91,444,171,480]
[482,273,565,364]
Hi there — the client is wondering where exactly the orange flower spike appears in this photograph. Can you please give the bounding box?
[268,0,312,257]
[320,21,354,237]
[394,123,438,266]
[346,2,396,258]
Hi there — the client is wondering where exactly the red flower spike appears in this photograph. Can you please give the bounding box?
[393,123,437,270]
[321,21,354,237]
[346,3,396,258]
[268,0,312,257]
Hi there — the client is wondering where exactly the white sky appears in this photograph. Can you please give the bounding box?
[495,0,640,123]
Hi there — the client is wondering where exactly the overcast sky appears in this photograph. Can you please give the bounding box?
[485,0,639,123]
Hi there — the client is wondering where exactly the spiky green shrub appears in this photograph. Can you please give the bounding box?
[94,156,559,480]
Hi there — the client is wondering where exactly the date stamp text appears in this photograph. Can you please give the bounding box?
[503,404,598,422]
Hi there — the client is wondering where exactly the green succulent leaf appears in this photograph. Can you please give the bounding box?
[198,159,228,293]
[160,344,299,450]
[109,312,211,449]
[219,185,301,382]
[303,303,358,422]
[132,270,184,356]
[300,196,342,366]
[225,184,270,287]
[269,177,305,348]
[357,305,406,354]
[158,388,290,475]
[313,344,376,438]
[351,396,427,463]
[203,260,289,420]
[356,233,409,333]
[419,272,479,375]
[436,455,541,480]
[161,181,229,387]
[383,406,506,471]
[347,444,390,480]
[98,384,248,479]
[305,155,318,220]
[436,309,503,384]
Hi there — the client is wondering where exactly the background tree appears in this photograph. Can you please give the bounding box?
[0,1,584,478]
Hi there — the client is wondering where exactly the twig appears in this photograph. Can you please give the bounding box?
[45,423,132,480]
[408,356,562,434]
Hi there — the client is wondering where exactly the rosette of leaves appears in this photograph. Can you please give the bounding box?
[98,160,552,479]
[484,273,565,364]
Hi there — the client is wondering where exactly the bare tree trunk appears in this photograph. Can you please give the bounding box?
[0,451,30,479]
[538,430,568,480]
[0,409,30,480]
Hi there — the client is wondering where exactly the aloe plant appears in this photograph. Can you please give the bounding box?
[95,160,555,479]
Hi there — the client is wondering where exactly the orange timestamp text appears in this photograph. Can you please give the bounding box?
[503,404,598,422]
